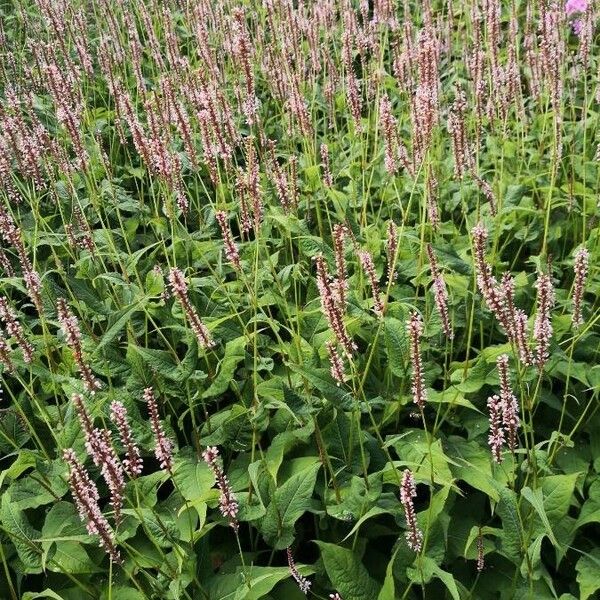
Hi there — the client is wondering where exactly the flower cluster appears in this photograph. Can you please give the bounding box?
[426,244,453,339]
[407,312,427,410]
[0,334,14,373]
[168,267,215,350]
[320,143,333,187]
[215,211,241,270]
[202,446,239,530]
[332,224,349,309]
[73,394,125,525]
[496,355,520,452]
[400,469,423,552]
[0,297,34,362]
[110,401,143,478]
[358,250,384,317]
[57,298,101,393]
[471,223,532,363]
[386,221,398,284]
[145,387,174,473]
[63,449,121,564]
[287,547,311,594]
[315,254,356,358]
[0,205,43,312]
[487,394,505,463]
[533,271,555,370]
[326,340,346,385]
[572,247,589,329]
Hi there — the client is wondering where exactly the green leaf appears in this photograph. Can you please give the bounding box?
[315,541,380,600]
[446,438,501,501]
[173,454,215,503]
[0,493,42,573]
[408,556,461,600]
[521,486,559,546]
[100,588,147,600]
[95,301,144,352]
[203,337,246,398]
[540,473,580,525]
[40,502,90,570]
[384,317,407,377]
[7,475,59,509]
[22,591,66,600]
[576,549,600,600]
[377,546,400,600]
[262,462,320,549]
[288,364,348,405]
[496,487,522,563]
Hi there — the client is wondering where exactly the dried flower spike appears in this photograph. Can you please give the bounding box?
[476,529,485,572]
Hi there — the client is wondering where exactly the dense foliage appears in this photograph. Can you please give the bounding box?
[0,0,599,598]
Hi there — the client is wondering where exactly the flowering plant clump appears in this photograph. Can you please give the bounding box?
[0,0,598,598]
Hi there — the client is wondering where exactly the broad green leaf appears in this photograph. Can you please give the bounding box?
[1,493,42,573]
[408,556,461,600]
[95,300,144,352]
[446,438,502,501]
[262,462,320,549]
[521,486,558,546]
[100,588,147,600]
[173,454,215,503]
[496,487,522,563]
[40,502,90,570]
[576,550,600,600]
[288,364,348,405]
[384,317,407,377]
[22,591,66,600]
[203,337,246,398]
[540,473,580,525]
[315,541,380,600]
[377,546,400,600]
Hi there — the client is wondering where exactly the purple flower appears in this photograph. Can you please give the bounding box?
[145,387,174,473]
[487,394,505,463]
[407,313,427,410]
[110,401,143,478]
[566,0,588,16]
[287,547,311,594]
[63,449,121,564]
[400,469,423,552]
[202,446,239,530]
